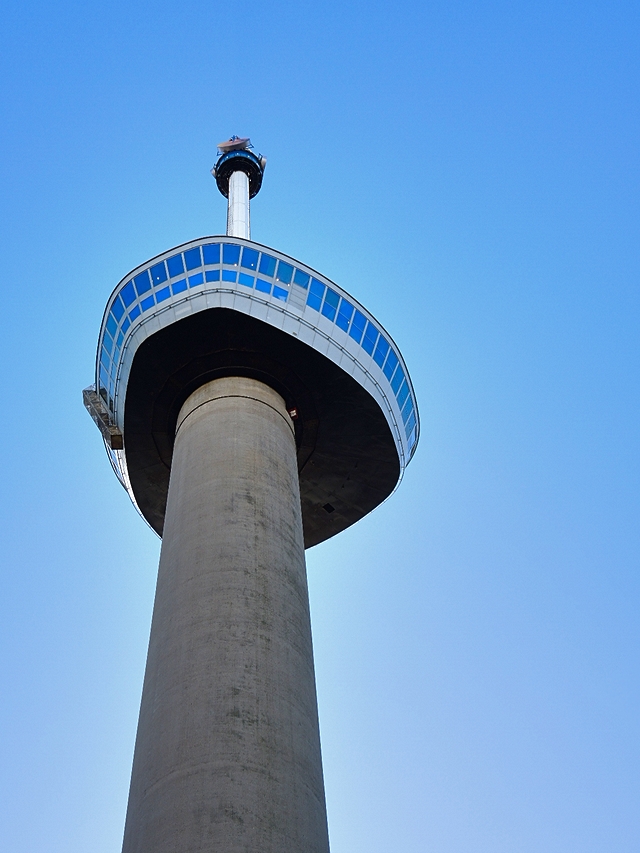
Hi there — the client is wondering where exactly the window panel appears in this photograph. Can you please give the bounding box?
[202,243,221,265]
[111,296,125,322]
[321,288,339,321]
[336,299,354,332]
[362,321,379,355]
[134,270,152,295]
[273,285,288,301]
[349,310,366,343]
[397,379,409,407]
[184,247,202,270]
[293,269,310,288]
[383,349,398,380]
[238,272,254,287]
[106,314,117,337]
[150,262,168,285]
[120,281,136,307]
[167,254,184,277]
[241,247,259,270]
[258,253,276,276]
[172,279,187,294]
[103,331,114,355]
[156,286,171,302]
[391,366,405,394]
[188,272,204,286]
[222,270,237,282]
[141,295,155,311]
[223,243,240,265]
[129,304,141,322]
[256,278,271,293]
[307,278,325,311]
[401,397,413,424]
[121,317,131,335]
[205,270,220,282]
[276,261,293,284]
[373,335,390,367]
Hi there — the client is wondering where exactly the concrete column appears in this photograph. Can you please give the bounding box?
[121,377,330,853]
[227,169,250,238]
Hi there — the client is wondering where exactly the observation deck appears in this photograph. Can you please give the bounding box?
[88,235,419,548]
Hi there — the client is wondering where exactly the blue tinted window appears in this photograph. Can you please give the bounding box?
[397,379,409,407]
[222,270,237,282]
[134,270,152,295]
[129,304,141,322]
[256,278,271,293]
[141,295,155,312]
[121,281,136,307]
[238,272,254,287]
[202,243,220,265]
[156,286,171,302]
[188,272,204,286]
[111,296,125,322]
[383,349,398,380]
[241,247,259,270]
[373,335,390,367]
[205,269,220,282]
[121,317,131,335]
[151,262,168,285]
[258,253,276,276]
[106,313,117,337]
[273,285,288,301]
[324,288,339,308]
[391,366,404,394]
[307,278,325,311]
[294,269,310,288]
[276,261,293,284]
[184,247,202,270]
[100,347,110,370]
[103,331,114,355]
[99,366,109,389]
[172,278,187,294]
[405,411,417,437]
[362,321,379,355]
[349,310,366,343]
[401,397,413,424]
[167,254,184,277]
[321,288,339,321]
[223,243,240,265]
[116,330,124,349]
[336,299,354,331]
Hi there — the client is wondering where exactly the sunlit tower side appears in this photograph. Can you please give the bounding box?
[84,136,419,853]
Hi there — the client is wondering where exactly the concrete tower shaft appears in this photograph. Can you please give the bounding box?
[122,377,329,853]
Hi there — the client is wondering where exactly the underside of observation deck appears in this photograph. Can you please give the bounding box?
[124,307,400,548]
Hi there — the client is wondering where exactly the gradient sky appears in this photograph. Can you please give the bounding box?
[1,1,639,851]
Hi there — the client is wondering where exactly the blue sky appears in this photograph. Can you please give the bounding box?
[1,1,639,851]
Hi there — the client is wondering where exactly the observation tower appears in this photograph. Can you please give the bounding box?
[84,136,419,853]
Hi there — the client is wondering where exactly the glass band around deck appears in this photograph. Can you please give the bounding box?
[96,236,419,493]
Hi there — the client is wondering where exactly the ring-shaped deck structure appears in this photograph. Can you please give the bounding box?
[94,236,419,547]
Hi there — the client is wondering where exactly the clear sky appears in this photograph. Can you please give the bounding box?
[1,1,639,851]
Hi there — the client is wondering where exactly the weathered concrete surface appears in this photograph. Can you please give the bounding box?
[121,377,330,853]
